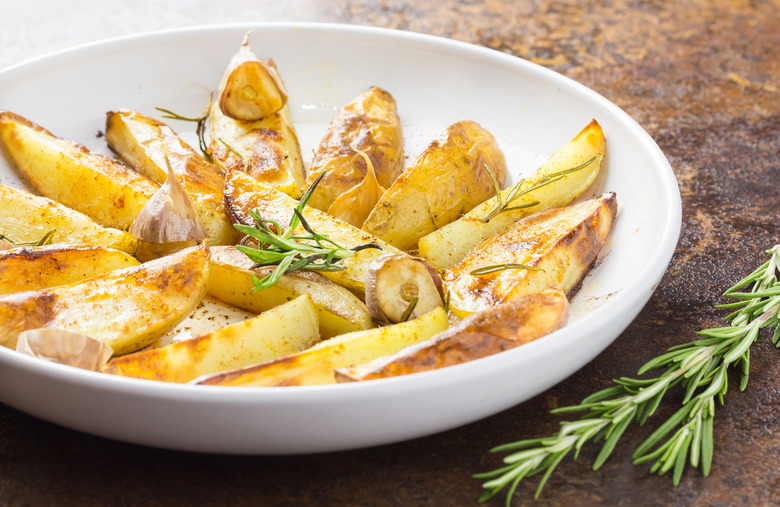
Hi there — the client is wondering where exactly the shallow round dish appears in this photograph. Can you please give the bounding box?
[0,23,680,454]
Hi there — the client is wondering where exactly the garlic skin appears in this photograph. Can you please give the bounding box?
[327,148,387,228]
[16,328,113,371]
[129,167,207,244]
[217,31,288,121]
[129,157,208,261]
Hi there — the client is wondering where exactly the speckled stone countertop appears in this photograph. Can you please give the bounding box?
[1,1,777,505]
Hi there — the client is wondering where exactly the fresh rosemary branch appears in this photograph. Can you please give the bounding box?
[235,172,382,291]
[475,244,780,505]
[479,157,596,223]
[155,100,213,163]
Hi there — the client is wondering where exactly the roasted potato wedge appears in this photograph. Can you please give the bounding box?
[105,109,237,245]
[224,170,402,297]
[0,245,139,294]
[362,120,507,250]
[0,184,138,253]
[419,120,606,269]
[209,61,305,199]
[103,294,320,383]
[0,111,158,229]
[0,244,210,355]
[195,306,448,387]
[445,193,617,318]
[335,287,568,381]
[207,245,374,338]
[306,87,404,215]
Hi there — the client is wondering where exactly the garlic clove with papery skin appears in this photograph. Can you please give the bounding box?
[16,328,113,371]
[129,154,208,261]
[327,147,386,228]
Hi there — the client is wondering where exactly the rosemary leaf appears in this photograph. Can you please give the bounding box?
[475,243,780,504]
[0,229,56,247]
[479,156,596,223]
[399,296,420,323]
[155,98,213,162]
[470,263,542,276]
[237,170,381,291]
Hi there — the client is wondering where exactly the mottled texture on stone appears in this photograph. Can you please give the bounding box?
[1,1,778,506]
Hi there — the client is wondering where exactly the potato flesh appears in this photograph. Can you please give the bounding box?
[0,111,158,229]
[362,120,507,250]
[0,103,612,384]
[195,307,449,387]
[209,91,305,199]
[207,245,374,338]
[103,294,320,383]
[0,244,210,355]
[0,184,138,254]
[105,110,237,245]
[445,193,617,318]
[419,119,606,269]
[0,245,139,294]
[336,288,568,381]
[224,170,401,297]
[306,86,404,213]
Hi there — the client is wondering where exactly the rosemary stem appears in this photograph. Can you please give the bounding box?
[476,244,780,504]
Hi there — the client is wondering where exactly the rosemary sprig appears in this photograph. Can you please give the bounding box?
[0,229,56,247]
[236,172,382,291]
[479,157,596,223]
[156,98,213,162]
[470,263,542,276]
[475,244,780,505]
[219,137,244,161]
[399,296,420,323]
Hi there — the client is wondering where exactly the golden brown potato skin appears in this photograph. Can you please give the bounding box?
[0,111,158,230]
[0,244,210,355]
[223,171,400,297]
[335,287,568,381]
[445,193,617,318]
[419,119,606,270]
[208,66,306,199]
[306,87,403,212]
[103,294,320,383]
[195,307,448,387]
[362,120,507,250]
[0,184,138,254]
[207,245,374,337]
[0,245,139,294]
[105,110,237,246]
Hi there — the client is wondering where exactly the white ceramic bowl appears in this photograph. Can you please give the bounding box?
[0,23,680,454]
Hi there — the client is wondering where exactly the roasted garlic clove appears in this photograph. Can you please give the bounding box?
[129,154,208,260]
[16,328,113,371]
[217,31,288,121]
[327,148,387,227]
[365,254,444,324]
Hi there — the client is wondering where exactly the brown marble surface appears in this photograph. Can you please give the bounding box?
[1,1,778,505]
